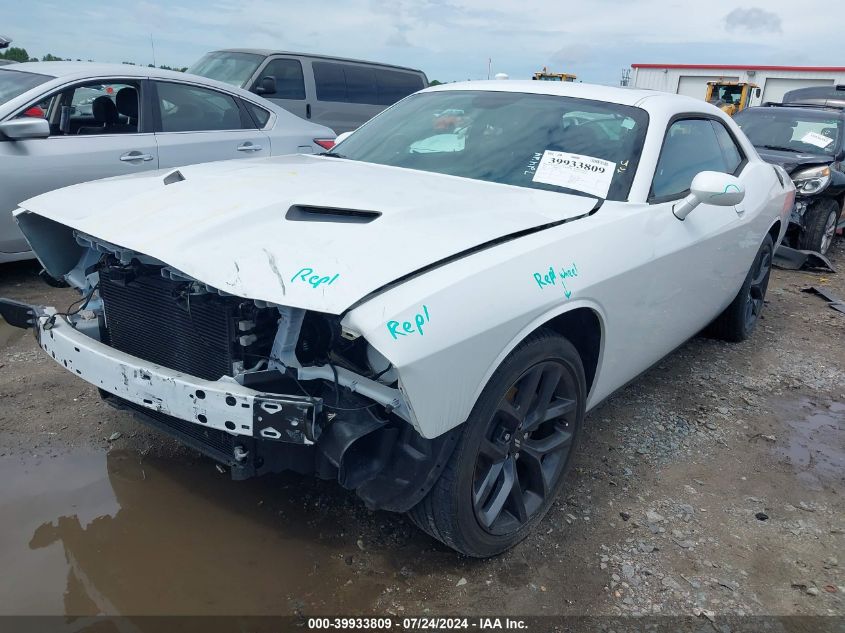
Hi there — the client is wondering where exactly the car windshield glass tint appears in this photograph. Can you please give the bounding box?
[734,108,841,156]
[0,69,51,106]
[333,90,648,201]
[187,52,264,88]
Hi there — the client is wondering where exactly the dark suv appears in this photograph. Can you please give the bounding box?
[734,103,844,255]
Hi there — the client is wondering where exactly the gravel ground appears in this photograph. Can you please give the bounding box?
[0,238,843,621]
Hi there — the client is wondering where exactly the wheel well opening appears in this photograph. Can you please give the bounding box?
[542,308,601,395]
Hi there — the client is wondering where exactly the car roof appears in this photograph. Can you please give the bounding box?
[743,104,845,118]
[209,49,425,74]
[423,80,710,111]
[0,61,276,106]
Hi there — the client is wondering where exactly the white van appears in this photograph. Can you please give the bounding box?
[188,49,428,133]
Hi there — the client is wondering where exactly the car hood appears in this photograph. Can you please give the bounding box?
[18,154,597,314]
[754,147,832,175]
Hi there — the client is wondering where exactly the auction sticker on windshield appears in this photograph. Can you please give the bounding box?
[532,151,615,198]
[801,131,834,149]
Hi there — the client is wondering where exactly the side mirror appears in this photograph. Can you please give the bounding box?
[334,130,354,145]
[755,87,761,98]
[0,117,50,140]
[673,171,745,220]
[253,76,276,95]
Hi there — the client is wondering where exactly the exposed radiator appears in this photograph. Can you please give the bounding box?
[99,268,235,381]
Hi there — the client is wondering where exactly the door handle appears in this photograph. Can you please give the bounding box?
[306,103,311,119]
[237,143,263,152]
[120,151,154,162]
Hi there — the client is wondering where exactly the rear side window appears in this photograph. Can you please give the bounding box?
[344,65,378,104]
[156,82,246,132]
[376,69,423,105]
[256,59,305,100]
[313,62,423,105]
[313,62,347,102]
[245,101,271,128]
[651,118,731,200]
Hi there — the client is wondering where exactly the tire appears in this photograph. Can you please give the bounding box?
[408,329,586,557]
[707,234,774,343]
[798,198,840,255]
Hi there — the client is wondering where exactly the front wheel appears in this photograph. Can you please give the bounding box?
[408,330,585,557]
[798,198,840,255]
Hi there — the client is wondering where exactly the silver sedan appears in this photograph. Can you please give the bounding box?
[0,62,335,262]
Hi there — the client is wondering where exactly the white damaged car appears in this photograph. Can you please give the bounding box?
[1,81,794,556]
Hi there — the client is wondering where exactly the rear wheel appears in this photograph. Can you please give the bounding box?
[707,234,773,342]
[408,330,585,557]
[798,198,840,255]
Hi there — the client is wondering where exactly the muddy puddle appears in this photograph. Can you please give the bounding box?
[773,397,845,490]
[0,450,451,616]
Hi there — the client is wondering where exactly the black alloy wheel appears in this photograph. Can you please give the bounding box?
[408,330,586,557]
[472,360,578,535]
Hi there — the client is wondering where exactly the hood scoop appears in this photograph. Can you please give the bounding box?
[285,204,381,224]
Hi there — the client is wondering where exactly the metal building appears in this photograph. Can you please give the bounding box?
[629,64,845,104]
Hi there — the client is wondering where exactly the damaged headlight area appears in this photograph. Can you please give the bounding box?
[9,234,458,513]
[791,165,831,196]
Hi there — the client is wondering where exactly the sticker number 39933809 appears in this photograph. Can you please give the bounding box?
[532,150,615,199]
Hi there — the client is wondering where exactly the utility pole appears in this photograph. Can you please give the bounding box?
[150,34,156,67]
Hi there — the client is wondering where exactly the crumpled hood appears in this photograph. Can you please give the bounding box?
[17,154,596,314]
[755,148,832,175]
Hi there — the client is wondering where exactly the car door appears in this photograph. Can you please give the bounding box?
[152,80,271,169]
[582,116,758,402]
[0,78,158,257]
[248,56,310,121]
[641,117,754,347]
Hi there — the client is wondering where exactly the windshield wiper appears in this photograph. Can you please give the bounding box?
[759,144,800,153]
[320,151,347,158]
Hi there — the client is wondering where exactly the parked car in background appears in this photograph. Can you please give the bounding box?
[0,62,334,263]
[1,82,792,556]
[783,84,845,109]
[734,103,844,254]
[188,49,427,132]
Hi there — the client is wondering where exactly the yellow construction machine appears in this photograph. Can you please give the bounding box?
[704,81,761,116]
[533,67,577,82]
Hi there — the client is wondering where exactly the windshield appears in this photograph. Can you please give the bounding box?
[734,107,841,156]
[708,84,743,105]
[0,69,51,106]
[187,51,264,88]
[334,90,648,201]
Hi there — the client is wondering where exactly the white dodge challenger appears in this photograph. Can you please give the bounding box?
[1,81,793,556]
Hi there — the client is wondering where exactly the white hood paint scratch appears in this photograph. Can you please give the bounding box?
[18,154,596,314]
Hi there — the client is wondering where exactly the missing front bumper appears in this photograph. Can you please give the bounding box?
[21,302,322,450]
[4,298,454,507]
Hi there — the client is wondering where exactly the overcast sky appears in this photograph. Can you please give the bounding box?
[4,1,840,85]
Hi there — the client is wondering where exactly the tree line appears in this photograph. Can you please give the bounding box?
[0,47,186,72]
